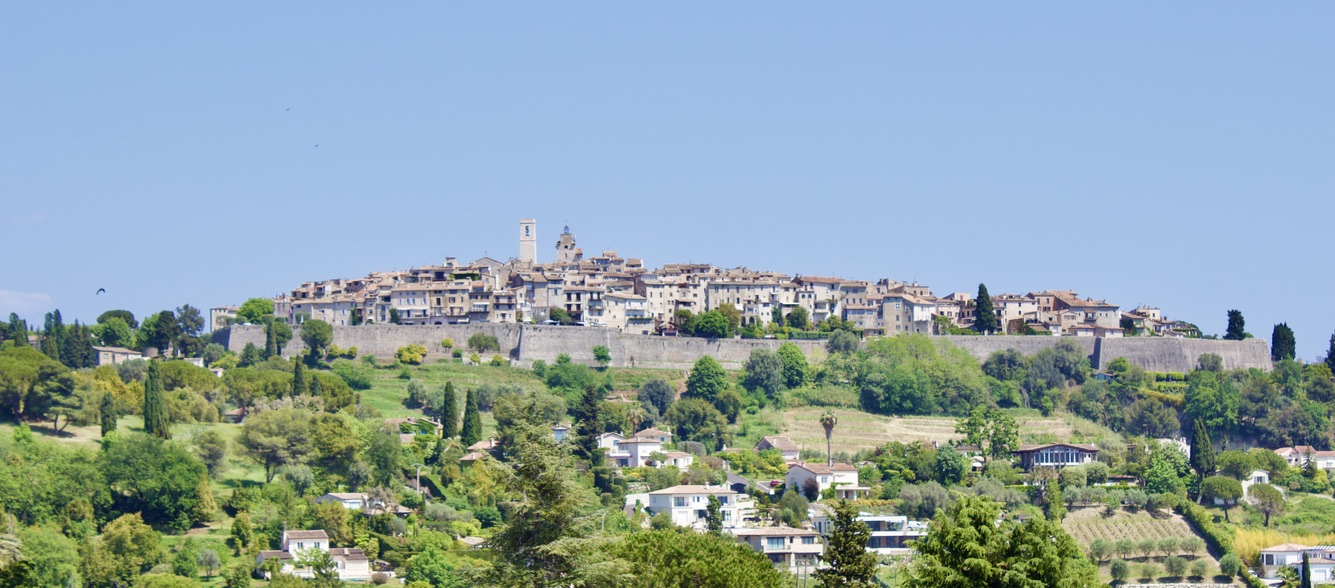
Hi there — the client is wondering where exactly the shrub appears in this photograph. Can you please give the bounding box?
[452,349,463,359]
[331,359,372,390]
[440,338,454,350]
[490,354,505,367]
[396,344,427,365]
[371,572,390,585]
[1176,501,1234,554]
[1218,553,1242,577]
[468,333,500,352]
[469,353,481,365]
[398,367,412,380]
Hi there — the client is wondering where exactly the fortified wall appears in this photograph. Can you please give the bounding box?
[226,324,1272,372]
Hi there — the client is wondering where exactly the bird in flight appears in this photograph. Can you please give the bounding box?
[96,288,106,295]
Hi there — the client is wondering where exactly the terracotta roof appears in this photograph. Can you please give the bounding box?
[636,427,671,437]
[757,436,799,452]
[468,438,499,451]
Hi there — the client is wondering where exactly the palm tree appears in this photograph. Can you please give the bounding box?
[820,409,838,466]
[629,406,646,435]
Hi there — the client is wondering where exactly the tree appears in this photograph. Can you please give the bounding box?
[230,512,253,553]
[816,499,878,587]
[663,398,728,447]
[440,382,459,438]
[1125,398,1178,438]
[1249,483,1286,526]
[1303,551,1312,588]
[1273,323,1297,361]
[1219,553,1243,577]
[467,332,500,352]
[743,349,784,399]
[482,393,600,586]
[461,389,483,446]
[592,345,611,368]
[908,494,1099,587]
[238,408,313,482]
[100,390,118,437]
[693,310,731,338]
[1110,559,1129,583]
[786,307,810,330]
[1190,419,1216,487]
[196,549,221,578]
[236,298,274,324]
[172,538,200,577]
[238,343,263,367]
[101,434,210,532]
[974,284,998,334]
[405,548,465,587]
[639,378,674,416]
[820,410,838,466]
[611,529,785,587]
[1200,476,1243,521]
[93,316,134,348]
[1164,555,1187,578]
[194,429,228,478]
[300,319,333,360]
[1326,333,1335,375]
[706,495,722,534]
[143,361,171,439]
[776,343,809,388]
[1046,480,1066,522]
[685,356,728,404]
[1089,539,1110,563]
[827,330,860,355]
[1224,309,1246,340]
[292,359,308,397]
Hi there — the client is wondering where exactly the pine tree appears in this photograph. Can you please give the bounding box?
[706,495,722,535]
[461,389,483,446]
[1224,310,1246,341]
[143,361,171,439]
[1272,323,1296,361]
[816,499,878,587]
[572,385,603,465]
[7,313,27,346]
[100,392,118,437]
[975,284,998,334]
[1190,419,1216,492]
[292,359,308,397]
[309,373,322,401]
[440,382,459,438]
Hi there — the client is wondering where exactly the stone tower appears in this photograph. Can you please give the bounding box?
[555,225,582,264]
[519,219,537,264]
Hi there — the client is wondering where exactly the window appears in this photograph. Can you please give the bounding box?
[766,537,785,550]
[801,536,815,545]
[673,497,686,507]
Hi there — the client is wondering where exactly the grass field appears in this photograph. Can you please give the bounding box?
[770,407,1119,453]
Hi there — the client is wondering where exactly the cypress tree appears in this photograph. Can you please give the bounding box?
[572,385,603,465]
[1272,323,1296,361]
[1326,333,1335,375]
[815,500,878,586]
[264,321,278,358]
[143,361,171,439]
[7,313,27,346]
[975,284,998,334]
[1224,310,1246,341]
[461,389,482,446]
[1046,479,1066,522]
[239,343,262,367]
[1190,419,1216,495]
[440,382,459,438]
[1303,551,1312,588]
[292,359,308,397]
[100,392,118,437]
[310,373,323,400]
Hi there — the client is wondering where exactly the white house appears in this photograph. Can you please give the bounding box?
[256,530,372,581]
[1259,544,1335,582]
[785,462,868,501]
[731,526,823,571]
[1012,443,1099,471]
[639,485,751,529]
[314,493,368,510]
[756,436,801,462]
[810,506,926,554]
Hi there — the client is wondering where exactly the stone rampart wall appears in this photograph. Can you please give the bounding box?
[225,325,1272,372]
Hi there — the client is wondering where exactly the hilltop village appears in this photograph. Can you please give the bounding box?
[211,219,1198,340]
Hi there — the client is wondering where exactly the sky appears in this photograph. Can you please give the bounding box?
[2,3,1332,358]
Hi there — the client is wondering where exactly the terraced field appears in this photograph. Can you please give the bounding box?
[778,407,1077,452]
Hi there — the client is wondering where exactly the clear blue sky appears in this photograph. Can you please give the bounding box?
[3,3,1332,358]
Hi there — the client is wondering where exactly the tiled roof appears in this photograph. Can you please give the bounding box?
[648,485,736,496]
[732,526,819,537]
[284,530,329,540]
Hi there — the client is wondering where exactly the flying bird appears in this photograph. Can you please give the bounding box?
[96,288,106,295]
